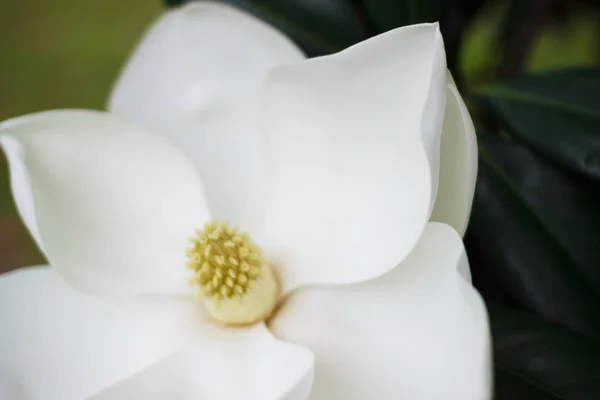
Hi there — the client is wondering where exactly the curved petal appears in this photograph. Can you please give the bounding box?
[269,223,491,400]
[109,2,304,233]
[430,79,478,236]
[0,135,43,253]
[92,324,314,400]
[261,24,447,289]
[0,266,205,400]
[0,110,210,297]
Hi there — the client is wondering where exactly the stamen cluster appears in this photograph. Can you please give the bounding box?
[187,221,264,301]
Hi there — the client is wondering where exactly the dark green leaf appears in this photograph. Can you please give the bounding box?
[498,0,532,49]
[495,367,564,400]
[495,0,537,77]
[482,134,600,294]
[455,0,490,21]
[361,0,442,31]
[467,133,600,339]
[478,68,600,181]
[491,307,600,400]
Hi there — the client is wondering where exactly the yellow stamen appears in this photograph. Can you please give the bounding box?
[187,221,279,325]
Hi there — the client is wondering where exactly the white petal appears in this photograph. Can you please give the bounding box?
[0,110,210,297]
[270,223,491,400]
[109,1,302,130]
[430,80,478,236]
[261,24,447,289]
[109,2,304,233]
[0,124,43,252]
[92,324,314,400]
[0,266,205,400]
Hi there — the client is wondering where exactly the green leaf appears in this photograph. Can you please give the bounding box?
[484,134,600,293]
[467,133,600,339]
[361,0,442,31]
[478,68,600,181]
[495,367,563,400]
[491,307,600,400]
[496,0,533,75]
[456,0,492,21]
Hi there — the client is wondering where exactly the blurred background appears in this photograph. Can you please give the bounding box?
[0,0,598,271]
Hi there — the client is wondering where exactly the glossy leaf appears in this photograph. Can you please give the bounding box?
[495,367,563,400]
[479,134,600,293]
[479,68,600,181]
[467,133,600,339]
[491,307,600,400]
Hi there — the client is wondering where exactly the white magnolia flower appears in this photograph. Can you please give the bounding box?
[0,2,490,399]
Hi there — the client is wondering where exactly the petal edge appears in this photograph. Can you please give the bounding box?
[270,222,491,399]
[0,110,210,297]
[261,24,447,290]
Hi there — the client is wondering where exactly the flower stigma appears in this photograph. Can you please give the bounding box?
[187,221,279,326]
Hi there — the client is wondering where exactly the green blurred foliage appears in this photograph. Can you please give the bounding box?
[0,0,162,119]
[461,0,600,86]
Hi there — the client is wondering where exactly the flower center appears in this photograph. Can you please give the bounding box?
[187,221,279,326]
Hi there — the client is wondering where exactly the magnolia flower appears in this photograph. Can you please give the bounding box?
[0,2,490,399]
